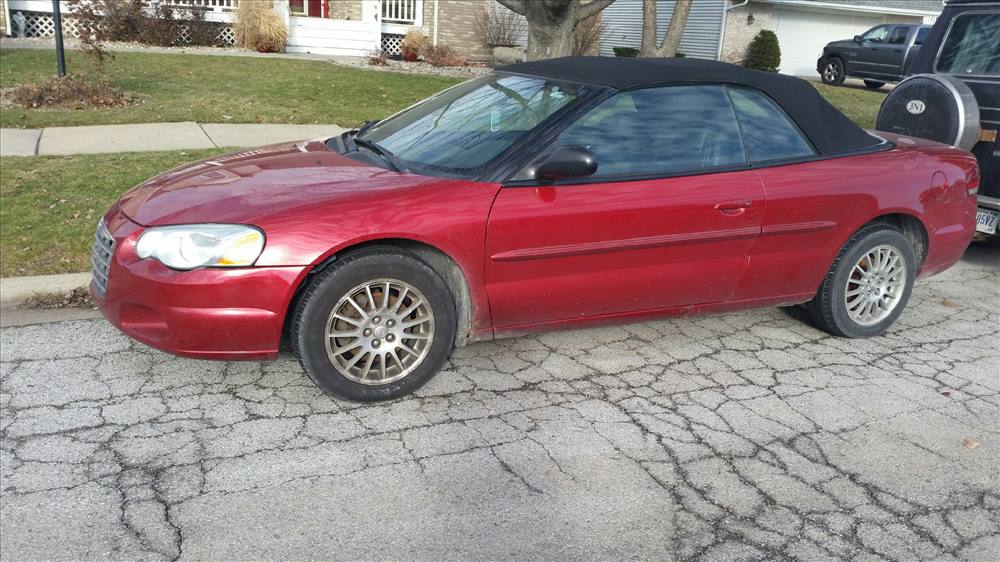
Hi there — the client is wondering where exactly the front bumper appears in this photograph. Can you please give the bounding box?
[92,209,306,360]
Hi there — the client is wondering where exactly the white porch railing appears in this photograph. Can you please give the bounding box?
[164,0,237,13]
[163,0,236,22]
[382,0,420,25]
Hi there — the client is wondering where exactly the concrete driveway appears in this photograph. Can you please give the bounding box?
[1,246,997,561]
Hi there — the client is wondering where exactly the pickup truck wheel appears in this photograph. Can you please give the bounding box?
[821,58,846,86]
[864,80,886,89]
[807,224,916,338]
[291,247,457,401]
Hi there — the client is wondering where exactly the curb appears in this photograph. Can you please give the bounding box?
[0,272,92,307]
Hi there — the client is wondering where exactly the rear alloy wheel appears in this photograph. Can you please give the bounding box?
[292,247,456,401]
[821,58,846,86]
[808,225,916,338]
[863,80,886,89]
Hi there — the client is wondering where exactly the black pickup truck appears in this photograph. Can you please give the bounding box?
[818,23,932,89]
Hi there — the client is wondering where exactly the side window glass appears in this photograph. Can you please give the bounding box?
[552,85,746,178]
[888,27,909,45]
[935,12,1000,77]
[915,27,930,46]
[862,25,889,43]
[728,87,815,163]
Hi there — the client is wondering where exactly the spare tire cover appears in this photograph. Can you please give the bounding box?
[876,74,980,151]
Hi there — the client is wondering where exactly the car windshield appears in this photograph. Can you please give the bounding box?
[935,12,1000,77]
[355,74,591,178]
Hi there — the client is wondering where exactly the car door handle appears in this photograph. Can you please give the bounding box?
[715,200,752,215]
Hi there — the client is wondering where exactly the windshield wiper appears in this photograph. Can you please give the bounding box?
[355,119,380,137]
[354,138,405,173]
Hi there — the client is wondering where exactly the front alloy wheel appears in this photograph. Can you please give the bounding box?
[293,247,457,401]
[325,279,435,384]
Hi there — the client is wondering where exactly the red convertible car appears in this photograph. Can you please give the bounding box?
[92,57,979,400]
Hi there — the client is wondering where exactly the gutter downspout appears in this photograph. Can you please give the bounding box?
[433,0,439,46]
[721,0,752,62]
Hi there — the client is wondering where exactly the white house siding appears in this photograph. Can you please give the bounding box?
[599,0,727,59]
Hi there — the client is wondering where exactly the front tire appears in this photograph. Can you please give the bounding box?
[807,224,916,338]
[863,80,886,89]
[291,247,457,401]
[821,57,846,86]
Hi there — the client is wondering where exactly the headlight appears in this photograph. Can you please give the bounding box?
[135,224,265,270]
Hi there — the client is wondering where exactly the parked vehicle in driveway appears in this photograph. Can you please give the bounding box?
[818,23,932,88]
[92,57,979,401]
[876,0,999,238]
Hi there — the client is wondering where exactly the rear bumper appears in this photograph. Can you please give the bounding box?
[978,194,1000,212]
[93,210,306,360]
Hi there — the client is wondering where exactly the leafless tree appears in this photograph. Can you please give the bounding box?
[496,0,617,60]
[639,0,693,58]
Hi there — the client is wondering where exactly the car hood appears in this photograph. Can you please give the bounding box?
[118,139,438,226]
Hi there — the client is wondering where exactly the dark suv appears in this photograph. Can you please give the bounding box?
[876,0,999,238]
[818,23,932,89]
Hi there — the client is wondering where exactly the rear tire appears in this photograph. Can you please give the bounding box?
[291,247,457,401]
[821,57,846,86]
[807,224,916,338]
[864,80,886,89]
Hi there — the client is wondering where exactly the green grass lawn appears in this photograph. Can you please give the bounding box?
[0,149,224,276]
[0,49,884,129]
[0,49,462,129]
[812,83,886,130]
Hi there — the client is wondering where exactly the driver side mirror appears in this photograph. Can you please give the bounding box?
[854,35,863,43]
[534,146,598,181]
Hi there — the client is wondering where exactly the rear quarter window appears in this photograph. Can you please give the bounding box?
[727,87,816,164]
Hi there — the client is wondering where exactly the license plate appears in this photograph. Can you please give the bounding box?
[977,207,1000,235]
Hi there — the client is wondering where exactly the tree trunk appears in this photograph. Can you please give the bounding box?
[639,0,657,57]
[526,18,577,60]
[656,0,692,57]
[498,0,617,61]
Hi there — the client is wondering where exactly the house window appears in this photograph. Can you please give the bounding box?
[289,0,325,18]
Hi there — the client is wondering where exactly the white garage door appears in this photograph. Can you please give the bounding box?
[772,7,885,76]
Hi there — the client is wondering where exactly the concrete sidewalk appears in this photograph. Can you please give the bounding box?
[1,122,346,156]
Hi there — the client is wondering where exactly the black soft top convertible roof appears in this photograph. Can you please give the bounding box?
[500,56,883,156]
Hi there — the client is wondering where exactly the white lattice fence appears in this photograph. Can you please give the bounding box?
[381,34,404,55]
[215,25,234,45]
[11,10,235,45]
[16,11,85,38]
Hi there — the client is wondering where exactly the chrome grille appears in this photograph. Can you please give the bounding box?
[91,219,115,297]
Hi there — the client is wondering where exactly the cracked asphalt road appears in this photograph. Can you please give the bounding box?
[1,246,998,561]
